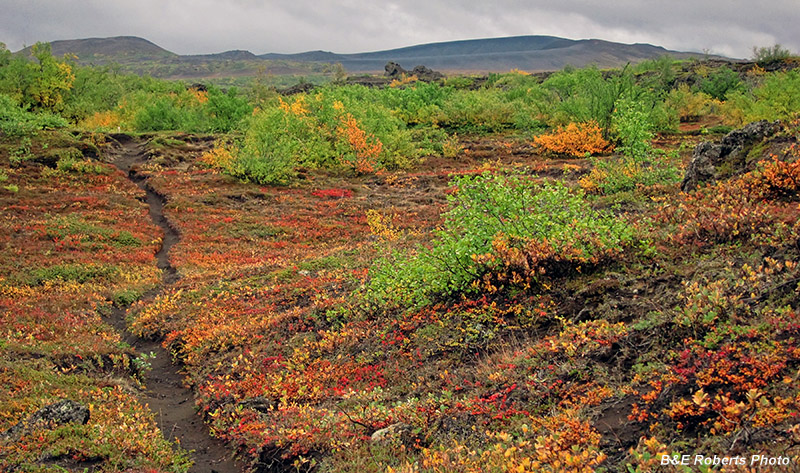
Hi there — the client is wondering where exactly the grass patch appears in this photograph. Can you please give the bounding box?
[28,263,119,285]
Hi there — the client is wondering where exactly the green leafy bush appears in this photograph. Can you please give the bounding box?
[698,67,743,101]
[230,107,306,184]
[538,65,676,134]
[205,86,251,132]
[0,43,75,113]
[614,98,655,160]
[366,172,641,306]
[0,93,67,137]
[665,84,718,121]
[438,88,516,132]
[723,70,800,125]
[579,98,681,194]
[379,81,451,126]
[129,84,251,133]
[227,87,418,184]
[133,96,195,131]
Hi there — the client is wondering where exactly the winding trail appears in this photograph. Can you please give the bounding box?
[107,135,242,473]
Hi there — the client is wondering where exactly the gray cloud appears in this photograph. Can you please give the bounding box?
[2,0,798,59]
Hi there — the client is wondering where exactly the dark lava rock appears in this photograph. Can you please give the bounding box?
[411,65,444,82]
[4,399,90,438]
[681,120,781,192]
[237,396,276,414]
[279,82,315,96]
[384,61,408,78]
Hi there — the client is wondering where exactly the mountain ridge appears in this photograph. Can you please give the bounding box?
[12,35,720,78]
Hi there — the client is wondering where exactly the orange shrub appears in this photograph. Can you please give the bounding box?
[533,121,611,157]
[337,113,383,174]
[188,88,208,104]
[748,149,800,199]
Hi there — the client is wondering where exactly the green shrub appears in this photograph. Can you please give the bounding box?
[579,98,681,194]
[113,288,144,307]
[133,96,192,131]
[438,89,516,132]
[9,137,33,164]
[0,169,15,192]
[366,172,641,306]
[205,86,251,132]
[231,108,301,184]
[0,43,75,113]
[28,263,118,285]
[580,152,682,195]
[228,87,419,183]
[723,70,800,125]
[61,65,126,123]
[614,98,654,160]
[698,67,743,101]
[0,93,67,137]
[54,148,109,175]
[665,84,718,121]
[633,56,678,94]
[542,66,629,133]
[379,82,451,125]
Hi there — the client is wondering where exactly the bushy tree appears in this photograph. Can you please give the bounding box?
[0,42,75,113]
[752,44,793,65]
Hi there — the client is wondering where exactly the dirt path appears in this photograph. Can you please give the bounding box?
[106,135,242,473]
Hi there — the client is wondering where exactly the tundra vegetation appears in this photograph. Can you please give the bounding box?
[1,42,799,472]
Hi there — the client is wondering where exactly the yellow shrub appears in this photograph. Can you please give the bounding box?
[199,142,236,171]
[366,209,402,240]
[389,74,419,88]
[665,84,721,121]
[80,110,123,131]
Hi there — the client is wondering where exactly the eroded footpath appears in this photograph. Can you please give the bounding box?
[106,135,241,473]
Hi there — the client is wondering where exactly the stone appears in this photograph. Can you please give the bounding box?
[681,120,781,192]
[411,65,444,82]
[4,399,90,438]
[371,422,412,442]
[384,61,408,78]
[237,396,276,413]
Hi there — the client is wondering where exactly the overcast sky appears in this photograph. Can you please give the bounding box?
[2,1,798,59]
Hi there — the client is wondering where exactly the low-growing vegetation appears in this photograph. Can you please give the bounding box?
[1,41,799,473]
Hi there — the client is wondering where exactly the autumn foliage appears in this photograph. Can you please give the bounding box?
[3,46,800,472]
[532,121,610,157]
[658,145,800,247]
[336,113,383,174]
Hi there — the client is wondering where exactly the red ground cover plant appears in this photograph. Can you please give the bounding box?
[8,126,799,472]
[119,130,800,471]
[657,146,800,248]
[312,188,353,199]
[0,134,189,472]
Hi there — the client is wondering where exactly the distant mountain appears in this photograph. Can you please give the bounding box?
[12,35,717,79]
[18,36,176,62]
[260,36,711,72]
